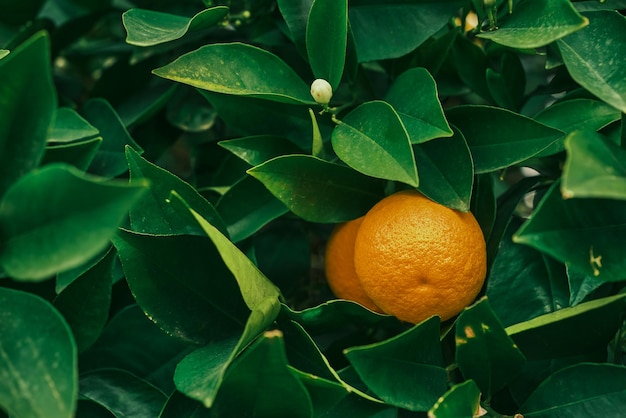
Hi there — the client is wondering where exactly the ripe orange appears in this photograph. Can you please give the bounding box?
[324,217,383,313]
[353,190,487,324]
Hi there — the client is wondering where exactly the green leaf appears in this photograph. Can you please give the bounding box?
[486,52,526,111]
[0,50,8,59]
[309,108,328,159]
[125,146,227,236]
[112,231,250,345]
[277,0,314,53]
[292,369,349,417]
[385,67,453,144]
[477,0,588,48]
[427,380,481,418]
[455,298,526,400]
[215,175,288,243]
[0,31,55,197]
[349,0,467,62]
[513,180,626,281]
[332,101,418,187]
[174,297,280,408]
[218,135,304,166]
[520,363,626,417]
[0,288,77,418]
[345,316,448,411]
[159,391,211,418]
[79,369,167,418]
[413,128,473,212]
[53,248,115,353]
[562,130,626,200]
[82,98,143,178]
[210,330,313,417]
[49,107,99,143]
[42,137,103,171]
[446,105,565,173]
[506,294,626,361]
[557,11,626,113]
[153,43,314,105]
[306,0,347,89]
[123,7,229,46]
[248,155,385,222]
[0,164,148,280]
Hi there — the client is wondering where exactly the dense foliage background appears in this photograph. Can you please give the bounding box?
[1,0,626,416]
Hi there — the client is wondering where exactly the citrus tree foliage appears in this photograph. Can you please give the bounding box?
[1,0,626,417]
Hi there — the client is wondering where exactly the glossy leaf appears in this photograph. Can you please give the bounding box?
[446,105,565,173]
[306,0,347,89]
[332,101,418,186]
[477,0,588,48]
[412,128,473,212]
[506,294,626,361]
[455,298,526,399]
[53,248,115,353]
[174,297,280,407]
[558,11,626,113]
[209,330,313,417]
[49,107,99,143]
[0,31,55,197]
[281,320,339,381]
[486,53,526,111]
[345,317,448,411]
[0,50,8,59]
[0,164,148,280]
[292,369,349,417]
[42,137,103,171]
[562,130,626,200]
[79,369,167,418]
[514,180,626,281]
[277,0,314,53]
[153,43,314,105]
[427,380,481,418]
[215,175,288,243]
[123,7,229,46]
[520,363,626,417]
[126,146,227,236]
[348,0,467,62]
[158,391,211,418]
[82,98,143,178]
[112,230,250,345]
[248,155,385,222]
[0,288,77,418]
[385,67,453,144]
[218,135,304,166]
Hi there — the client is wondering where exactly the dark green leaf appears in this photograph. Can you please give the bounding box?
[562,130,626,200]
[486,53,526,111]
[76,400,115,418]
[79,369,167,418]
[277,0,314,53]
[513,180,626,281]
[82,98,143,178]
[0,0,45,25]
[558,11,626,113]
[42,137,103,171]
[0,164,148,280]
[385,67,453,144]
[209,330,313,417]
[292,369,349,417]
[216,175,288,243]
[159,391,211,418]
[455,298,526,399]
[0,288,77,418]
[123,7,229,47]
[112,231,250,345]
[413,128,473,212]
[153,43,314,105]
[427,380,481,418]
[280,320,339,381]
[126,146,227,236]
[0,31,55,197]
[345,317,448,411]
[506,294,626,361]
[306,0,347,89]
[332,101,418,187]
[49,107,99,143]
[450,34,492,102]
[520,363,626,417]
[248,155,385,222]
[446,105,565,173]
[349,0,467,62]
[477,0,588,48]
[218,135,304,166]
[53,248,115,353]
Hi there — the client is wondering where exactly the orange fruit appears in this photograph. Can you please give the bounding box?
[324,217,383,313]
[353,190,487,324]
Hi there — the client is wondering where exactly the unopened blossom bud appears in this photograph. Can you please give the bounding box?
[310,78,333,105]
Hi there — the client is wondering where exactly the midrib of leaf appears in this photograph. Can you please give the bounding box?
[397,111,450,135]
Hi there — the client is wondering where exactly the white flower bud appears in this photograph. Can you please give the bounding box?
[310,78,333,105]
